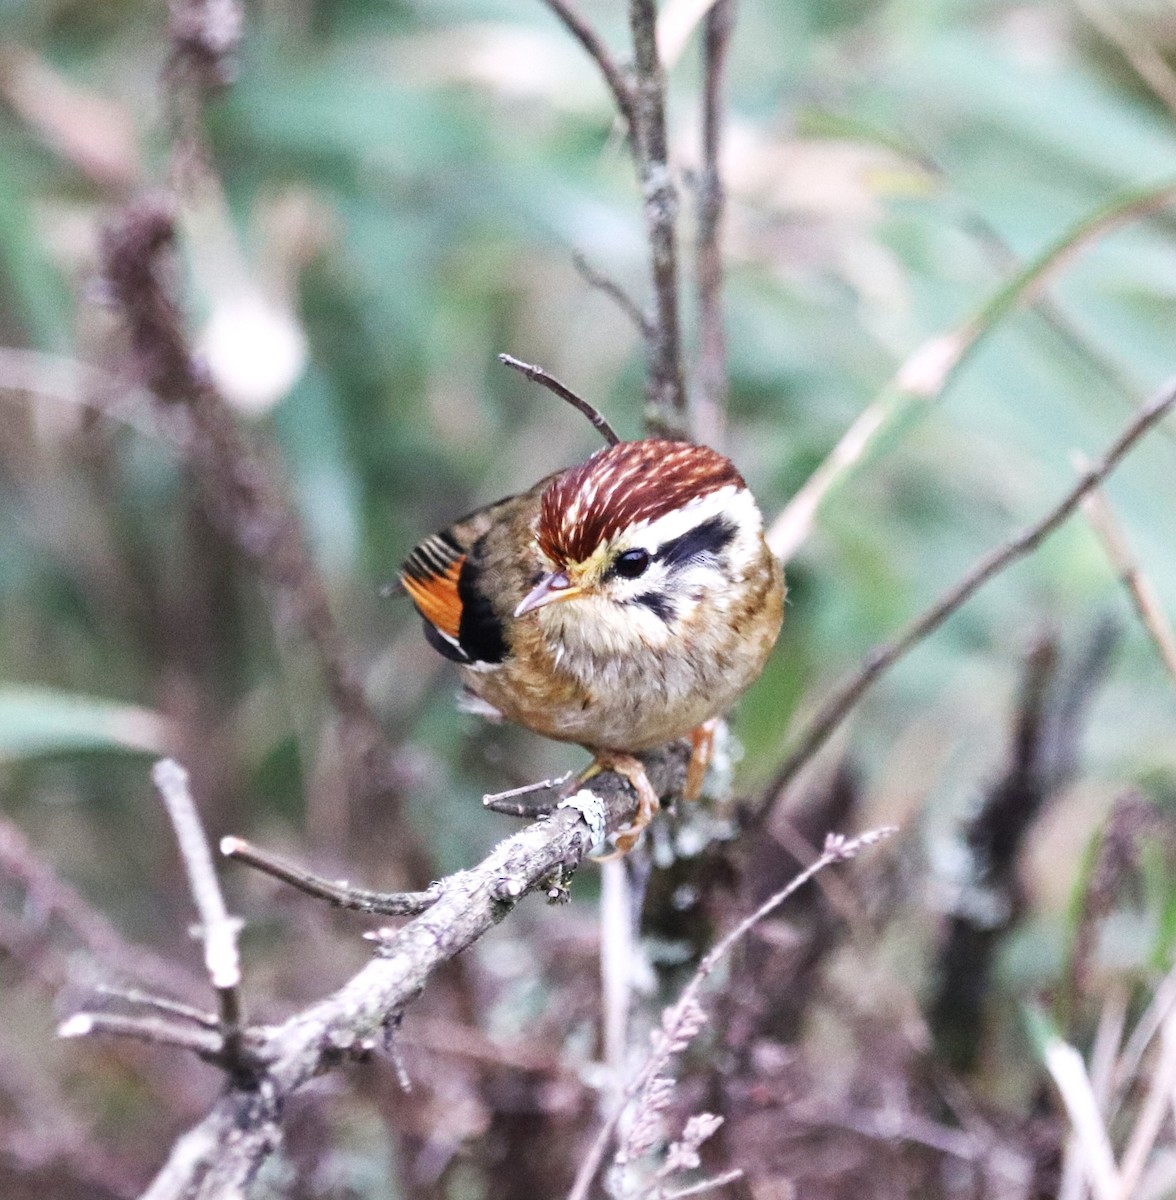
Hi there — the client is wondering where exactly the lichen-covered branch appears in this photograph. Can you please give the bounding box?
[125,748,686,1199]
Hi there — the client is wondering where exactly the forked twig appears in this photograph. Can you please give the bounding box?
[61,760,252,1071]
[91,984,219,1029]
[572,252,655,341]
[499,353,622,445]
[221,837,441,916]
[538,0,638,134]
[764,377,1176,801]
[137,749,686,1197]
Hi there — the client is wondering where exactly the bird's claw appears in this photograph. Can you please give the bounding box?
[579,753,660,861]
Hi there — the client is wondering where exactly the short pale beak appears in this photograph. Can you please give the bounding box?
[514,570,582,617]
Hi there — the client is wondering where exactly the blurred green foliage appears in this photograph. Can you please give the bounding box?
[3,0,1176,1193]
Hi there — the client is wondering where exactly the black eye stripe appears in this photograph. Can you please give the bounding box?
[630,592,675,623]
[655,516,737,570]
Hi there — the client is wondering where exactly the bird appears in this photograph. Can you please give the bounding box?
[398,437,785,855]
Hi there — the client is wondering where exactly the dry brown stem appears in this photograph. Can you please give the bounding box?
[499,352,622,445]
[221,836,441,916]
[693,0,735,449]
[99,196,432,887]
[629,0,687,436]
[763,377,1176,803]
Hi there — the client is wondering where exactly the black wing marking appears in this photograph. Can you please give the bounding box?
[456,554,508,664]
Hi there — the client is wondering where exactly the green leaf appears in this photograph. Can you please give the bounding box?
[0,686,172,760]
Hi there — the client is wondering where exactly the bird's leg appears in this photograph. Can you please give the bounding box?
[579,752,660,860]
[684,718,719,803]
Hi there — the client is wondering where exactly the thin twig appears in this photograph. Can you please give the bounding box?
[1079,478,1176,690]
[221,837,441,916]
[92,984,219,1029]
[763,377,1176,802]
[629,0,687,435]
[566,827,897,1200]
[573,251,655,341]
[58,1011,228,1060]
[499,353,621,445]
[693,0,735,450]
[482,771,573,816]
[152,759,246,1064]
[538,0,638,134]
[660,1167,745,1199]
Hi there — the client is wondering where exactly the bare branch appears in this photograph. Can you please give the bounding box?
[763,377,1176,802]
[499,353,622,445]
[58,1011,229,1061]
[138,748,687,1198]
[482,771,573,816]
[629,0,688,436]
[538,0,638,134]
[661,1167,745,1199]
[100,196,433,886]
[573,251,655,341]
[153,760,242,993]
[693,0,735,449]
[221,836,440,916]
[91,985,219,1029]
[152,759,246,1068]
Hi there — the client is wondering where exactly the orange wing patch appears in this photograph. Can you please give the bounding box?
[401,553,465,641]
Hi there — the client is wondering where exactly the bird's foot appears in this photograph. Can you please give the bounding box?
[580,752,660,860]
[683,718,719,803]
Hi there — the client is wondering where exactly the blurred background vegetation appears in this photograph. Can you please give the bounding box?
[3,0,1176,1196]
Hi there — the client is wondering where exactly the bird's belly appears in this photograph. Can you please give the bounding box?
[463,634,763,753]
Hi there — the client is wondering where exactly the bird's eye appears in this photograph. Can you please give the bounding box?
[613,548,650,579]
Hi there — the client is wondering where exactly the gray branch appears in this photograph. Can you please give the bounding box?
[629,0,688,436]
[128,748,685,1199]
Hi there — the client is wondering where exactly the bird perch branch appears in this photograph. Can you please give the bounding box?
[71,748,689,1199]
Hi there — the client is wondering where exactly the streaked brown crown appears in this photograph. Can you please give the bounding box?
[537,439,745,566]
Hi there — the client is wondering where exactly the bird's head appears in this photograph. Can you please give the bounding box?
[515,439,767,649]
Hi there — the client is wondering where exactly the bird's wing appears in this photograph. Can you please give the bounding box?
[398,495,520,665]
[400,530,466,645]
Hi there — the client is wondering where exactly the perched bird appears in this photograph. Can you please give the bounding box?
[399,437,784,854]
